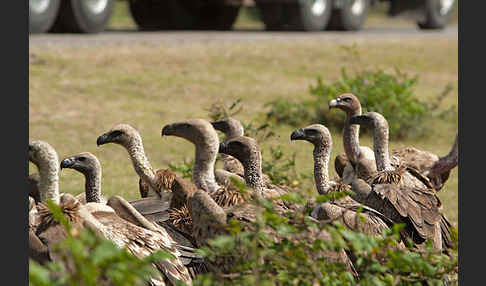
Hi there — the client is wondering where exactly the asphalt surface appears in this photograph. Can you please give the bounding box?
[29,25,457,48]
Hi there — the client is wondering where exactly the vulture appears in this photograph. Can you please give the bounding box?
[30,142,204,282]
[170,180,357,276]
[60,152,106,204]
[217,136,290,200]
[390,134,458,191]
[29,196,50,264]
[29,140,61,205]
[330,93,458,191]
[59,152,170,225]
[290,124,392,236]
[96,123,176,200]
[349,112,452,251]
[35,194,194,286]
[211,117,272,186]
[210,117,246,176]
[59,151,208,267]
[161,119,249,208]
[329,93,377,183]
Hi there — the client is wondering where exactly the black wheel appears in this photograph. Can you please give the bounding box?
[257,2,286,31]
[129,0,172,30]
[51,0,114,33]
[129,0,198,30]
[29,0,61,33]
[327,0,370,31]
[197,5,241,30]
[417,0,455,30]
[285,0,332,31]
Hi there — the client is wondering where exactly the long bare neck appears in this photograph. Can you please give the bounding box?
[83,167,102,203]
[122,136,157,190]
[431,135,458,175]
[343,108,362,163]
[193,143,219,193]
[226,127,244,139]
[372,122,393,171]
[37,157,60,205]
[241,151,264,196]
[313,143,331,195]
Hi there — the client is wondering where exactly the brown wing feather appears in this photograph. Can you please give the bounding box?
[221,154,245,176]
[139,169,177,199]
[92,211,192,285]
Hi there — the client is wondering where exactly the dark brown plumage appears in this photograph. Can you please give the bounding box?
[390,134,458,191]
[330,94,458,191]
[349,112,451,251]
[139,168,177,199]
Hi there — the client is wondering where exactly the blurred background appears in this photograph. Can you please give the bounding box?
[30,0,458,33]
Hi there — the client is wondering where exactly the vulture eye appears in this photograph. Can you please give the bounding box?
[78,157,87,162]
[306,129,319,135]
[343,97,352,102]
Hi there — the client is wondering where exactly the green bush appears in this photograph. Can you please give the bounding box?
[264,67,455,139]
[311,68,427,139]
[169,159,195,180]
[29,202,175,286]
[192,188,458,286]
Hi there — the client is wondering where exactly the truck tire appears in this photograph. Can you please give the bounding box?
[51,0,114,33]
[29,0,61,33]
[327,0,370,31]
[417,0,455,30]
[286,0,332,31]
[198,5,240,30]
[257,2,286,31]
[129,0,197,30]
[129,0,171,30]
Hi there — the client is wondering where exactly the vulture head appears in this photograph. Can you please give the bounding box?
[161,118,219,147]
[96,124,142,148]
[218,136,260,167]
[60,152,101,176]
[290,124,332,147]
[349,112,389,134]
[329,93,361,115]
[211,117,244,139]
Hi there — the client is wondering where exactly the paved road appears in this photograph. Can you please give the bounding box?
[29,25,457,48]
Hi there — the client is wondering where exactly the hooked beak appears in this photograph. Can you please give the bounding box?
[60,157,75,169]
[161,124,173,137]
[290,129,306,141]
[96,133,111,146]
[329,99,339,109]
